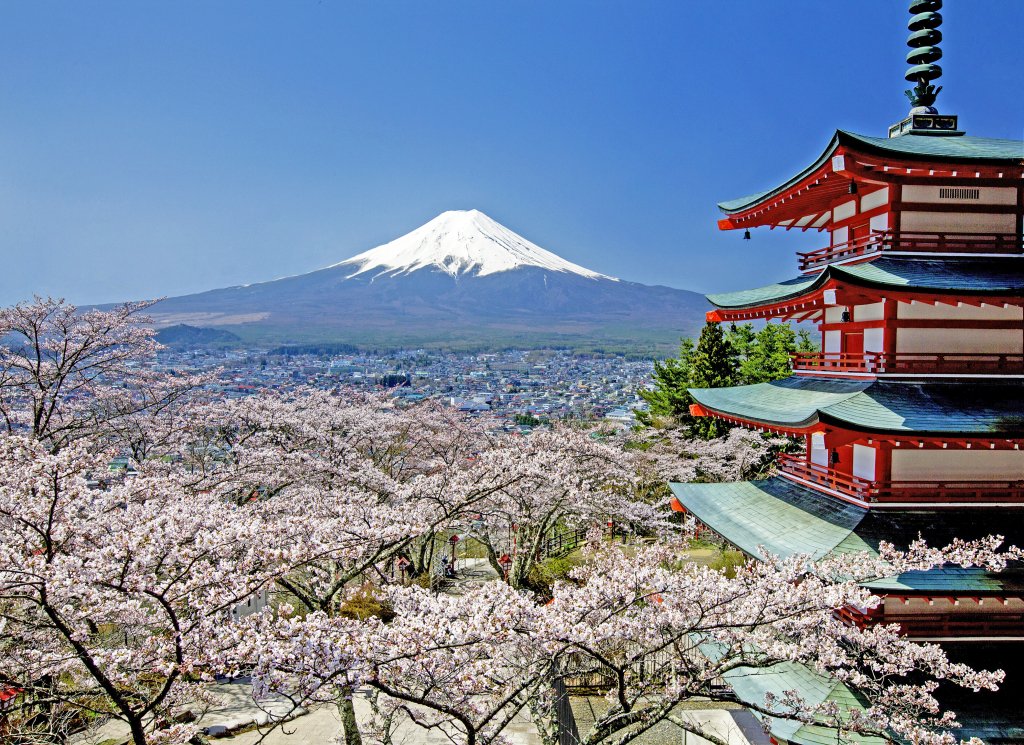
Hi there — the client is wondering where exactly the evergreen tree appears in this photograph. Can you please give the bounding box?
[688,322,738,438]
[795,328,817,353]
[725,322,756,361]
[728,322,820,384]
[637,321,818,437]
[636,338,694,427]
[740,323,796,383]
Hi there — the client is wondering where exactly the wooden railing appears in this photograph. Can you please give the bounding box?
[777,454,873,501]
[797,230,1021,271]
[777,454,1024,504]
[791,351,1024,375]
[887,614,1024,639]
[836,604,1024,638]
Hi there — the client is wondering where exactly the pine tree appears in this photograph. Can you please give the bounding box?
[638,320,820,438]
[690,322,738,389]
[688,322,738,438]
[636,338,695,426]
[740,323,796,383]
[728,322,820,384]
[725,322,756,361]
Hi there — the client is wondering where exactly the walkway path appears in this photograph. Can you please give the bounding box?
[71,679,301,745]
[213,688,541,745]
[440,556,500,594]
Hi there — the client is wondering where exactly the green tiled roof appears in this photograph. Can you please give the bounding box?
[707,256,1024,309]
[688,377,1024,436]
[720,650,1024,744]
[670,477,869,560]
[701,639,1024,744]
[936,644,1024,742]
[718,130,1024,214]
[843,130,1024,163]
[706,275,819,308]
[721,661,886,745]
[669,477,1024,594]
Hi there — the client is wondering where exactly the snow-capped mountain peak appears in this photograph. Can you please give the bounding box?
[333,209,617,281]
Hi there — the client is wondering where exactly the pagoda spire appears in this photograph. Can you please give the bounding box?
[904,0,943,111]
[888,0,960,136]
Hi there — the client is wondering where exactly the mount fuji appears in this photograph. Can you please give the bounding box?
[145,210,708,352]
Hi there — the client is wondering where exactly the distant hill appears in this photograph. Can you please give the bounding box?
[155,324,241,348]
[143,210,709,354]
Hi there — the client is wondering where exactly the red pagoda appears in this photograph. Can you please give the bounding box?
[669,2,1024,741]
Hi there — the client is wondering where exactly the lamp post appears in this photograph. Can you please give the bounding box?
[498,553,512,581]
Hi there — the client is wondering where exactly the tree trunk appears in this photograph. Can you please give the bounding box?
[527,679,563,745]
[481,534,503,577]
[337,689,363,745]
[128,716,148,745]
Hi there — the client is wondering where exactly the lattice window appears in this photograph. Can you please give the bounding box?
[938,187,980,200]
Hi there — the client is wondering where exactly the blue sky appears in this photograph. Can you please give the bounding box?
[1,1,1021,305]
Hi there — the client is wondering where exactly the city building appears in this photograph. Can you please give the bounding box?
[670,2,1024,741]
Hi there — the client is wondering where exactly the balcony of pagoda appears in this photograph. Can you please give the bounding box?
[838,602,1024,640]
[777,454,1024,508]
[797,230,1022,273]
[790,351,1024,378]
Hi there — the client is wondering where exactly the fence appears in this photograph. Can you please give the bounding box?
[539,527,590,560]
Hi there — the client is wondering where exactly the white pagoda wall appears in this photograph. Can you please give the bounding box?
[899,211,1017,234]
[899,185,1018,235]
[902,185,1017,205]
[898,302,1023,320]
[895,302,1024,355]
[890,450,1024,481]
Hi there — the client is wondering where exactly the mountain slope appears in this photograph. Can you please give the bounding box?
[146,210,708,352]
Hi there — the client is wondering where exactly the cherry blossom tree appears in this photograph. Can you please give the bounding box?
[466,426,658,589]
[530,539,1013,745]
[180,390,525,744]
[0,435,301,745]
[627,426,790,486]
[0,297,202,453]
[230,582,551,745]
[239,537,1017,745]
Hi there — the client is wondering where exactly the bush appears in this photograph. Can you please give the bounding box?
[338,584,395,622]
[709,549,747,579]
[525,552,585,597]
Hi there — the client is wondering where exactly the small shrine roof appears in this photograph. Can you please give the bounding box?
[718,130,1024,215]
[687,377,1024,436]
[706,256,1024,310]
[669,477,1024,594]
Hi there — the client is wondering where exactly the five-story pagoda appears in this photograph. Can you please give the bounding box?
[669,2,1024,741]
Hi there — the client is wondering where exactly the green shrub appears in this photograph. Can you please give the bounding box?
[338,584,395,621]
[709,549,747,578]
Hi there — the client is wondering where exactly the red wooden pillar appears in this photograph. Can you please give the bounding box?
[882,298,899,371]
[876,441,893,486]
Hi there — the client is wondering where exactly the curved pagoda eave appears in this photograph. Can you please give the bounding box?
[668,477,1024,594]
[717,130,1024,230]
[705,256,1024,314]
[687,377,1024,438]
